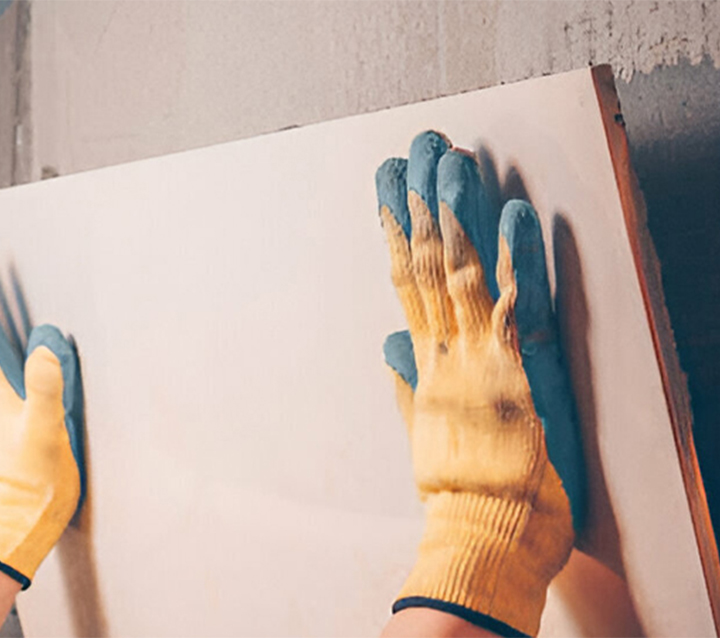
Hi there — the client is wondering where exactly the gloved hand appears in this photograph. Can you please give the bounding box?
[376,132,585,637]
[0,318,85,590]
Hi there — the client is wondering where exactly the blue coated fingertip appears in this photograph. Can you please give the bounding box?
[407,131,449,221]
[383,330,418,391]
[27,324,73,366]
[437,150,499,300]
[499,200,554,340]
[376,158,412,239]
[28,325,86,514]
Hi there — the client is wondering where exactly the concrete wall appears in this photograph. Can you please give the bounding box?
[17,1,720,181]
[0,2,719,634]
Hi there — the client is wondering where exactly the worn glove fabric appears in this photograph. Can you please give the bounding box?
[376,132,584,637]
[0,324,85,589]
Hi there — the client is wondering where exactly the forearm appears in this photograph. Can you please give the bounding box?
[382,608,498,638]
[0,572,22,626]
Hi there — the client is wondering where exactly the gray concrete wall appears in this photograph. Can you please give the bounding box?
[18,1,720,181]
[0,0,29,187]
[0,3,719,635]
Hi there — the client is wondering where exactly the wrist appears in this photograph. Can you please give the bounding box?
[398,463,573,636]
[0,570,22,596]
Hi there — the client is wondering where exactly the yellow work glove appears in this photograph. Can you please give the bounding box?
[376,132,583,637]
[0,319,85,590]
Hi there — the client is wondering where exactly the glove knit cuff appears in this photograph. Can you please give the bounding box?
[397,473,572,636]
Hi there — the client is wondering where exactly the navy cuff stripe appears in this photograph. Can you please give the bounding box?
[393,597,529,637]
[0,561,31,590]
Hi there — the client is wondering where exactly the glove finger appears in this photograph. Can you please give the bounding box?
[437,151,495,339]
[383,331,416,436]
[499,200,586,532]
[407,131,456,345]
[383,330,418,391]
[438,150,499,302]
[376,158,427,337]
[26,325,86,514]
[376,158,412,239]
[407,131,448,224]
[498,201,554,339]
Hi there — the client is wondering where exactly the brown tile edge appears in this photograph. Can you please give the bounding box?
[592,63,720,635]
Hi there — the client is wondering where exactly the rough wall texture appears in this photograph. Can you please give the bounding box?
[0,4,718,631]
[19,0,720,180]
[0,0,30,187]
[487,1,720,81]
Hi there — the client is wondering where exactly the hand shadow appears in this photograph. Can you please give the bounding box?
[0,267,108,638]
[552,215,624,574]
[475,146,644,636]
[551,215,644,637]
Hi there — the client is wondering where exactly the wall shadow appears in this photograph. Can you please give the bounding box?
[471,147,644,634]
[552,214,624,576]
[57,413,109,638]
[551,215,643,638]
[553,549,645,638]
[501,165,530,203]
[477,146,504,218]
[476,152,629,565]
